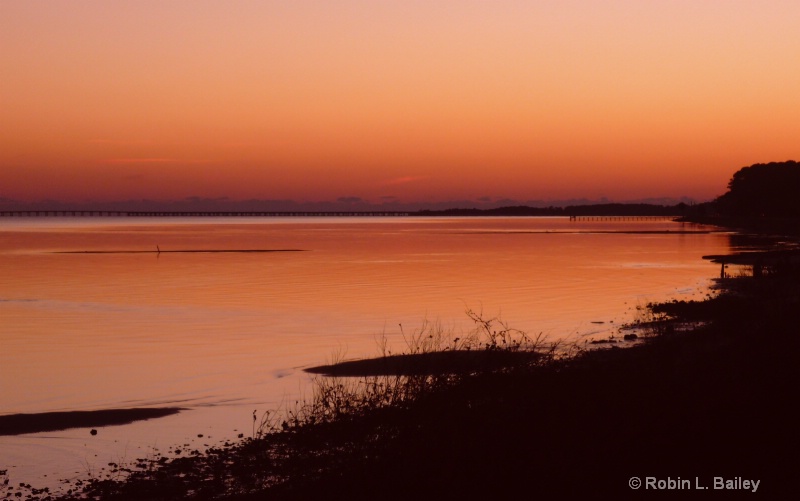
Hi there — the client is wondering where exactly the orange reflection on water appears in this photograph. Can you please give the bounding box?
[2,217,731,409]
[1,217,732,487]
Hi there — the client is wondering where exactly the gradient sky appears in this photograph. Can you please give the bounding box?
[2,1,799,206]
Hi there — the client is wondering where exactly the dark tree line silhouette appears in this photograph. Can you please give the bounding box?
[714,160,800,218]
[676,160,800,236]
[414,160,800,237]
[414,202,686,217]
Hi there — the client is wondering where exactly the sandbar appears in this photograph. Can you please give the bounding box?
[0,407,183,436]
[304,350,541,377]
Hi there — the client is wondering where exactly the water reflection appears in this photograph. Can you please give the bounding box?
[0,217,732,487]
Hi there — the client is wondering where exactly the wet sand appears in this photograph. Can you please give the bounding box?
[0,408,183,436]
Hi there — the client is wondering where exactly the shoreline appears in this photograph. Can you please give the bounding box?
[304,350,543,377]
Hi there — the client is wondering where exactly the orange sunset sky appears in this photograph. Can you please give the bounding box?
[2,1,799,208]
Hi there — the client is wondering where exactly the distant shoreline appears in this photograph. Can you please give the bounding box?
[0,202,688,219]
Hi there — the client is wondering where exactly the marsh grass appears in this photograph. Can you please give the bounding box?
[44,310,563,500]
[291,310,558,429]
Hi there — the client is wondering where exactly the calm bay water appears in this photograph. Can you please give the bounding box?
[1,216,734,488]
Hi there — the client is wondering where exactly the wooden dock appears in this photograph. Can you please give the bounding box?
[568,215,678,221]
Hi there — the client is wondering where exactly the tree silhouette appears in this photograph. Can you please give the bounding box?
[715,160,800,218]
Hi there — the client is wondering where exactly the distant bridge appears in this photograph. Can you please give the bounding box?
[568,215,679,221]
[0,211,681,220]
[0,211,411,218]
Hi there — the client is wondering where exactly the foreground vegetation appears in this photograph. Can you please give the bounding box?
[4,246,791,500]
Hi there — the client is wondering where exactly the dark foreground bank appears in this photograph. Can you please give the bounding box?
[10,251,797,500]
